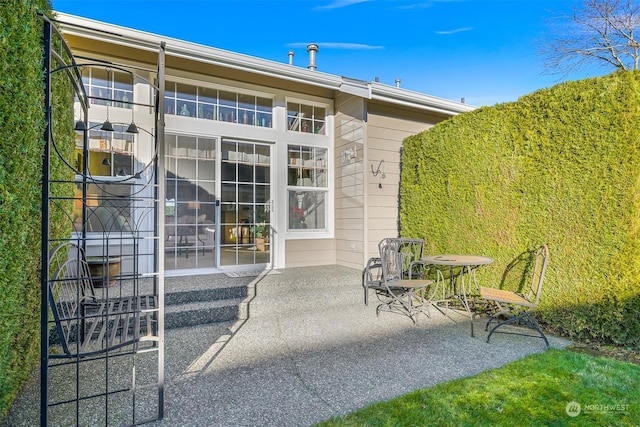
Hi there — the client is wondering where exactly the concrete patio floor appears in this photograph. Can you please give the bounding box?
[4,264,570,426]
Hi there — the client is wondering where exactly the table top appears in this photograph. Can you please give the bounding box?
[423,254,494,267]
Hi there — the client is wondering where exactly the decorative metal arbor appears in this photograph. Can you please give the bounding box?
[40,15,165,425]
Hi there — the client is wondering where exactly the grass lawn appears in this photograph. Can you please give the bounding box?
[315,349,640,426]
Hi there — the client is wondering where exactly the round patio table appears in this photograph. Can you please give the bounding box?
[422,255,494,337]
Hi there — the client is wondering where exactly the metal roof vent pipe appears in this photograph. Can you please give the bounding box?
[288,51,295,65]
[395,78,401,88]
[307,43,319,70]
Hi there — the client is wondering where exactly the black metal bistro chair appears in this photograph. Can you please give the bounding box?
[363,238,437,323]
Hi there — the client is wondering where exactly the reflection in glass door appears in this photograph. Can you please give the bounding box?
[220,139,271,266]
[165,135,217,271]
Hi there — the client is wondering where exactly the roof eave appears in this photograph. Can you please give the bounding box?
[370,83,476,115]
[54,12,475,116]
[54,12,344,90]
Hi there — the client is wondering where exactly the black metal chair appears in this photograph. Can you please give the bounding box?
[479,244,550,347]
[363,238,437,323]
[47,242,158,358]
[362,255,382,306]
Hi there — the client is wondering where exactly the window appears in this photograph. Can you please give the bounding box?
[72,181,134,233]
[287,145,327,230]
[76,69,136,235]
[82,67,133,109]
[75,123,135,177]
[165,82,273,127]
[74,123,138,234]
[287,102,326,135]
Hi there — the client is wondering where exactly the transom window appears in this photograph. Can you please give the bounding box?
[165,82,273,127]
[287,145,328,230]
[287,102,326,135]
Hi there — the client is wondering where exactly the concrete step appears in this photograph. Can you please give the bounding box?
[162,272,264,329]
[163,274,256,329]
[165,298,245,329]
[165,284,248,306]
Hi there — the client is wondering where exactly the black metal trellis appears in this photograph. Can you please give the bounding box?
[41,15,165,426]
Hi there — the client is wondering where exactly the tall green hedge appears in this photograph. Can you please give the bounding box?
[0,1,75,422]
[401,70,640,349]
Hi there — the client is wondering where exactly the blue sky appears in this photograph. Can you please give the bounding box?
[51,0,602,106]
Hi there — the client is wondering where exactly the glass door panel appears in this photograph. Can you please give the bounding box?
[220,139,271,266]
[165,135,217,271]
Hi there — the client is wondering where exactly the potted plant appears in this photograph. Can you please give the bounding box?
[252,223,269,251]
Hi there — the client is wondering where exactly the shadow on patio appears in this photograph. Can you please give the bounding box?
[4,265,570,427]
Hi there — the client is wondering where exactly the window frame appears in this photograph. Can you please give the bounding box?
[286,144,329,233]
[164,80,274,128]
[76,122,136,178]
[82,67,133,109]
[286,100,327,135]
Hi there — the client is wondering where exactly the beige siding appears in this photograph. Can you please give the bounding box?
[285,239,335,268]
[364,103,445,262]
[334,94,366,270]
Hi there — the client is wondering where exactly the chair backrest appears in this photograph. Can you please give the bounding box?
[48,242,97,356]
[526,244,549,306]
[378,238,424,282]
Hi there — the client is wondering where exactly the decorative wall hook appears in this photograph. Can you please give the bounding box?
[371,160,386,188]
[371,160,385,177]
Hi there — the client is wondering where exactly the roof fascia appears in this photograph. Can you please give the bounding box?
[54,12,475,117]
[370,83,476,115]
[54,12,343,90]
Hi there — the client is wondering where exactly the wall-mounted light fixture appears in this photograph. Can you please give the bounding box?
[342,145,357,164]
[371,159,386,188]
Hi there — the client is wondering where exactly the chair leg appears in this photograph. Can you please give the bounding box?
[484,309,509,331]
[519,314,549,348]
[486,313,549,348]
[376,291,420,323]
[362,269,369,306]
[470,317,474,338]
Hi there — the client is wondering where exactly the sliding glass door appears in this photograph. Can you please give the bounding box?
[164,135,271,272]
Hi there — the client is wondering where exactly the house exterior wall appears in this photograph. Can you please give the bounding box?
[333,93,366,270]
[67,44,337,272]
[284,239,335,267]
[364,102,449,262]
[57,13,472,273]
